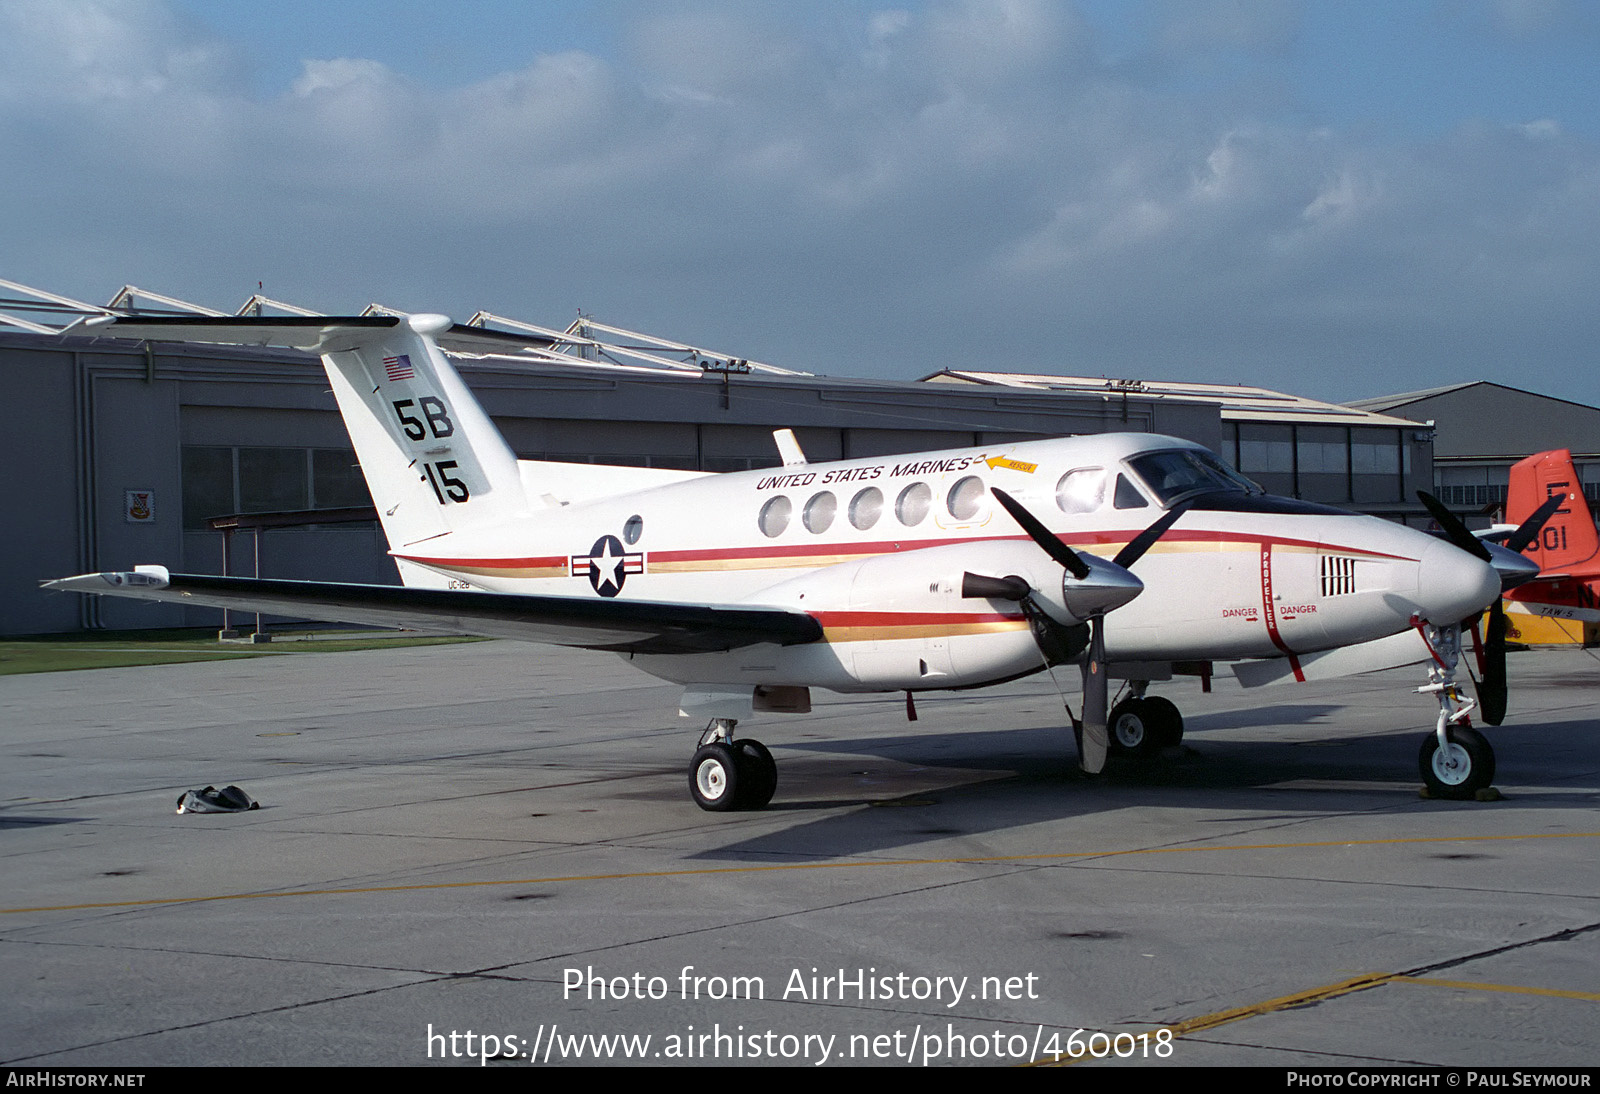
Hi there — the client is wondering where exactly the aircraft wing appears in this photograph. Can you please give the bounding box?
[44,570,822,655]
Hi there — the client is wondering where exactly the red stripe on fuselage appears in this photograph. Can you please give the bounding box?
[392,526,1416,571]
[811,610,1023,626]
[395,553,566,568]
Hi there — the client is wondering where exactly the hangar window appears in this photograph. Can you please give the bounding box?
[182,447,235,531]
[311,449,369,509]
[849,487,883,530]
[758,495,792,538]
[804,491,837,533]
[182,446,370,530]
[896,482,932,526]
[1351,438,1401,475]
[946,475,986,521]
[1055,468,1104,514]
[238,447,310,513]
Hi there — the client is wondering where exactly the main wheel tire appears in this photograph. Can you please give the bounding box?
[1418,725,1495,800]
[689,743,741,811]
[1108,698,1164,756]
[1141,695,1184,747]
[733,739,777,809]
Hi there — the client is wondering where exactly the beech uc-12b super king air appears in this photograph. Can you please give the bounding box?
[48,313,1548,810]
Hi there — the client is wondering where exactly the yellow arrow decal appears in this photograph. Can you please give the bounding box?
[985,456,1038,473]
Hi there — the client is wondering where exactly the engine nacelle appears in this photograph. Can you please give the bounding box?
[739,539,1134,690]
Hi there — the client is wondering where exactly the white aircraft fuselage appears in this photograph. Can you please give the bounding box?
[388,432,1496,694]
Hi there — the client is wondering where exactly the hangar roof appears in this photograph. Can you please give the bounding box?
[1345,380,1600,459]
[0,276,809,379]
[920,369,1420,429]
[1,275,1420,433]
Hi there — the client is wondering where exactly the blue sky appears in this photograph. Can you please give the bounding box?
[4,0,1599,406]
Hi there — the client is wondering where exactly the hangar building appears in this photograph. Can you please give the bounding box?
[1348,383,1600,510]
[3,278,1433,636]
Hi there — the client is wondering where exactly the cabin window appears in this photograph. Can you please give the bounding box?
[623,514,644,544]
[849,487,884,530]
[804,491,837,533]
[895,482,932,526]
[759,495,792,537]
[946,475,986,521]
[1055,468,1104,514]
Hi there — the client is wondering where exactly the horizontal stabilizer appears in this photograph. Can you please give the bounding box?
[84,314,559,357]
[1232,629,1431,688]
[45,571,822,655]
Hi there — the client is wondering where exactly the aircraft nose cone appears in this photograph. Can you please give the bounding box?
[1415,539,1500,625]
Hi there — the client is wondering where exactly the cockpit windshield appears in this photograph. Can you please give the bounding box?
[1126,449,1262,507]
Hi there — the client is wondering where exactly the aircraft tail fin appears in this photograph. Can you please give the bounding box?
[86,313,541,575]
[318,314,530,550]
[1506,449,1600,574]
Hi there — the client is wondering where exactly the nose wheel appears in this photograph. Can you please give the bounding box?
[1419,725,1495,800]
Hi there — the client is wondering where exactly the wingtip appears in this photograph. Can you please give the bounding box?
[43,566,171,593]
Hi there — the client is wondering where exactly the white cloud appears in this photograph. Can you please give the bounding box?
[0,0,238,102]
[290,57,396,98]
[1515,118,1561,139]
[1,0,1598,404]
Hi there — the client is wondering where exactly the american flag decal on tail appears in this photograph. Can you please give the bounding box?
[383,355,415,382]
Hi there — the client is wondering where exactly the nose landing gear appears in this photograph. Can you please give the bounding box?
[1414,620,1497,800]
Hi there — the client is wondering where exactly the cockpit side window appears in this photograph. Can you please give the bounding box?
[1113,474,1149,510]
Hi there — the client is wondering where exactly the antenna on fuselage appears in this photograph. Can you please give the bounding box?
[773,429,808,467]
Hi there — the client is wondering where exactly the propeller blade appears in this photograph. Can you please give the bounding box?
[960,572,1031,601]
[1417,491,1492,563]
[1479,599,1509,726]
[1079,620,1109,774]
[1504,493,1564,555]
[1113,501,1191,570]
[992,487,1090,579]
[988,486,1129,773]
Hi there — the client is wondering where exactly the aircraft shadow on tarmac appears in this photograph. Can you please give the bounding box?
[0,815,81,830]
[685,710,1598,862]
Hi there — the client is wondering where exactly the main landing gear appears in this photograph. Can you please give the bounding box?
[1414,621,1496,800]
[1105,688,1184,758]
[689,719,778,811]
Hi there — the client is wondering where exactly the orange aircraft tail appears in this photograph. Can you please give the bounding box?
[1505,449,1599,576]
